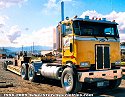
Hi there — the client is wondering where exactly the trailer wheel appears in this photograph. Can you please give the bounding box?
[108,78,122,89]
[28,64,37,82]
[21,63,28,80]
[2,61,8,71]
[61,67,82,93]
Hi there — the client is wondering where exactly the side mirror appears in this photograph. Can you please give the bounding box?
[61,24,66,36]
[70,43,73,52]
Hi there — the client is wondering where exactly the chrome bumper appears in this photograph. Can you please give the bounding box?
[78,69,122,83]
[121,67,125,75]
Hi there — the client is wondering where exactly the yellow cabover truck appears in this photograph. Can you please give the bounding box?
[3,15,122,93]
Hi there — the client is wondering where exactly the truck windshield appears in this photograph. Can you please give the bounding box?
[73,21,119,37]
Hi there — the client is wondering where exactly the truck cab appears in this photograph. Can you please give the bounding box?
[60,16,121,70]
[58,16,122,93]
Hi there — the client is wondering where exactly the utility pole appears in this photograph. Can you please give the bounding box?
[22,45,23,53]
[21,45,23,56]
[31,46,32,54]
[33,42,34,54]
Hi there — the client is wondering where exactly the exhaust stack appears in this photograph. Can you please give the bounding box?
[61,1,64,21]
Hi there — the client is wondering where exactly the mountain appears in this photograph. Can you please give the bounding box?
[1,46,52,52]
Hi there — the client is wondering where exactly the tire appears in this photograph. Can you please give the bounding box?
[28,64,38,82]
[61,67,82,93]
[2,61,8,71]
[21,63,28,80]
[108,78,122,89]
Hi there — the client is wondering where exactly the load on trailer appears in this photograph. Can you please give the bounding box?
[3,15,123,93]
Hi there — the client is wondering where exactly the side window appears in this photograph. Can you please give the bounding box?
[73,21,80,35]
[63,23,72,35]
[104,27,114,35]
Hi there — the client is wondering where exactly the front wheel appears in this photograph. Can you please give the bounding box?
[61,67,82,93]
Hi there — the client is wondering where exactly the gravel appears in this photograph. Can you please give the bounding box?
[0,63,125,97]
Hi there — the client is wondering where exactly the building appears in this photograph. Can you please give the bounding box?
[0,49,7,59]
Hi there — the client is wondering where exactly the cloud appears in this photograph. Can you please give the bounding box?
[0,0,28,8]
[44,0,57,9]
[42,0,73,15]
[7,25,21,43]
[1,10,125,47]
[0,15,9,28]
[14,26,54,47]
[0,31,11,47]
[80,10,125,41]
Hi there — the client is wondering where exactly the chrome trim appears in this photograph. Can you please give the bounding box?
[78,69,122,83]
[74,36,120,42]
[121,67,125,75]
[96,45,111,70]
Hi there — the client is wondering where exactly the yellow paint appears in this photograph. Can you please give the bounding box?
[62,36,121,66]
[75,39,120,65]
[61,19,121,67]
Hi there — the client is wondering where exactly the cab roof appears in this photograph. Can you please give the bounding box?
[72,18,118,25]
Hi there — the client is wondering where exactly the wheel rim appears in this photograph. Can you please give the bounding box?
[63,73,73,91]
[21,67,25,77]
[29,67,34,79]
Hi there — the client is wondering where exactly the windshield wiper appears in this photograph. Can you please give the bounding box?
[104,36,108,40]
[113,37,117,41]
[94,35,98,40]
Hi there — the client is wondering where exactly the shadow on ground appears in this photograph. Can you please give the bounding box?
[33,77,62,87]
[33,78,125,97]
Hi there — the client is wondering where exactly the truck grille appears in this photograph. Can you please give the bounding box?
[96,45,110,70]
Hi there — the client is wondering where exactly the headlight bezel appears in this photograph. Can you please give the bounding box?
[80,62,90,67]
[115,60,121,65]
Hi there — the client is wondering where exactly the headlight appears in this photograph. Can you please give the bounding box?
[115,60,121,65]
[80,62,90,67]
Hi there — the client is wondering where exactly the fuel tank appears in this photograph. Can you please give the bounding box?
[40,63,62,80]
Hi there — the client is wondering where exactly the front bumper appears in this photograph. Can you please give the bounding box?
[121,67,125,75]
[78,69,122,83]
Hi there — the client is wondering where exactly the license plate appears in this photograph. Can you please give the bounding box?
[97,81,109,87]
[97,82,104,87]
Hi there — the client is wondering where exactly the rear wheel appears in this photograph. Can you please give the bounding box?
[21,63,28,80]
[28,64,38,82]
[61,67,82,93]
[2,61,8,71]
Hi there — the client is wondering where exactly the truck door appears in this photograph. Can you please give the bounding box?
[62,23,73,57]
[63,36,73,57]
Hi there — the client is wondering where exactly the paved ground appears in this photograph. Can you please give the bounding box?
[0,63,125,97]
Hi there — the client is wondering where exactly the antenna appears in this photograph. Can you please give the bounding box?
[110,0,113,11]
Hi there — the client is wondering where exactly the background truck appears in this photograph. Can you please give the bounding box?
[2,2,122,94]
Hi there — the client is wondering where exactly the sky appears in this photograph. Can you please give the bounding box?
[0,0,125,48]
